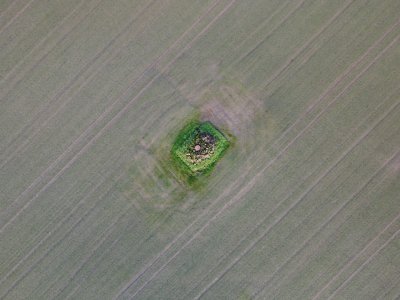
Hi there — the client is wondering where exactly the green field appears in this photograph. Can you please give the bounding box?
[0,0,399,299]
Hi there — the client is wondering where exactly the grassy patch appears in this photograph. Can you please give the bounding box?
[171,121,230,177]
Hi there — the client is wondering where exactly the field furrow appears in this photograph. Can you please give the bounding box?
[0,0,399,299]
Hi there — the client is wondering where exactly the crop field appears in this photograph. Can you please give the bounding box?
[0,0,399,299]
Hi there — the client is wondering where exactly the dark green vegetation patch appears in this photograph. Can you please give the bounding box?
[172,121,230,175]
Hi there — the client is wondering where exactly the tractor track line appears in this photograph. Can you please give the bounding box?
[0,150,126,288]
[0,0,158,168]
[260,0,355,93]
[0,0,35,35]
[195,105,400,300]
[233,0,308,67]
[121,28,400,299]
[253,149,400,299]
[0,0,227,234]
[0,0,104,98]
[313,192,400,299]
[184,88,399,299]
[327,222,400,300]
[0,0,86,86]
[271,16,400,149]
[0,170,127,300]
